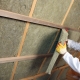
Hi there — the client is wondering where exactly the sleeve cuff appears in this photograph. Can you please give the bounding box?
[63,52,71,60]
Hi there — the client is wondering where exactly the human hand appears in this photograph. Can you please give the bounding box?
[56,42,67,55]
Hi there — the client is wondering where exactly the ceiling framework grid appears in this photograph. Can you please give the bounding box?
[10,0,38,80]
[0,0,80,80]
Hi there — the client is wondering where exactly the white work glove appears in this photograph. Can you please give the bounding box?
[56,42,67,55]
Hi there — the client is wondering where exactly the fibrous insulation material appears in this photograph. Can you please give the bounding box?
[46,29,68,74]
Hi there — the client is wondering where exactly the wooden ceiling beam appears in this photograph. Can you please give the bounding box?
[0,54,52,64]
[0,9,80,32]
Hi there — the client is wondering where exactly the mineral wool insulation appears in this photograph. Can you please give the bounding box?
[46,29,68,74]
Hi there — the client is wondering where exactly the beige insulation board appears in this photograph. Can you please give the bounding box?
[46,29,68,74]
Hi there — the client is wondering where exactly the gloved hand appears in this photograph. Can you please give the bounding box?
[56,42,67,55]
